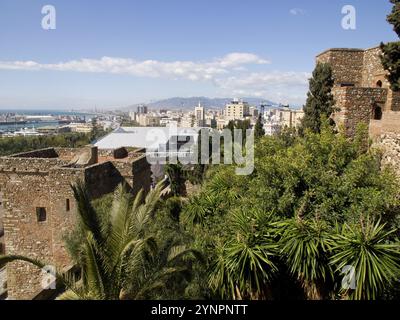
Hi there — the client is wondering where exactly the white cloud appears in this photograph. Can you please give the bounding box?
[0,53,310,105]
[0,53,269,82]
[289,8,306,16]
[215,71,311,105]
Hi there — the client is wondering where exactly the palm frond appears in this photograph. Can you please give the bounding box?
[330,219,400,300]
[71,181,106,246]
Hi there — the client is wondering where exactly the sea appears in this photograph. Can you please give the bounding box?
[0,109,97,132]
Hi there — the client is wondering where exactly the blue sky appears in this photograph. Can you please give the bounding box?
[0,0,397,109]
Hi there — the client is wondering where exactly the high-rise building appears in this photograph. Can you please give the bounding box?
[129,111,137,122]
[137,105,148,114]
[224,99,250,121]
[194,102,205,127]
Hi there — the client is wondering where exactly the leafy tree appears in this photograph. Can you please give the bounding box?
[381,42,400,91]
[388,0,400,37]
[301,63,335,134]
[183,121,400,300]
[381,1,400,91]
[254,114,265,139]
[0,130,108,156]
[165,163,187,197]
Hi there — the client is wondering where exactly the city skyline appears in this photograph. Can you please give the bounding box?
[0,0,397,109]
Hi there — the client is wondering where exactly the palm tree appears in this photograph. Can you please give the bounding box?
[165,163,187,197]
[208,209,278,300]
[277,217,334,300]
[330,219,400,300]
[0,181,200,300]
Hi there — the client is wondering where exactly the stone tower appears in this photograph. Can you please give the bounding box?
[316,46,400,138]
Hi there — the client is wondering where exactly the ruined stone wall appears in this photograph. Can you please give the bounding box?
[10,148,59,159]
[316,49,364,86]
[0,158,63,172]
[84,162,124,199]
[55,148,86,162]
[131,156,152,196]
[48,168,83,271]
[0,147,153,299]
[111,155,152,196]
[1,162,85,299]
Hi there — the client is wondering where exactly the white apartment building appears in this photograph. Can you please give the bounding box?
[262,106,305,135]
[137,113,161,127]
[129,111,137,122]
[194,103,205,127]
[180,114,195,128]
[224,99,250,121]
[278,107,304,129]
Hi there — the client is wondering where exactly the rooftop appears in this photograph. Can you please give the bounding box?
[94,126,203,150]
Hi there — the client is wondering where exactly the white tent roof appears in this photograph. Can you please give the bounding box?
[94,127,202,150]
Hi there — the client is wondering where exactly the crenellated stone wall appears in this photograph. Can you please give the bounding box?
[0,146,152,299]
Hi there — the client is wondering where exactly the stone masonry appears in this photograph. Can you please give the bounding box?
[0,146,151,299]
[316,47,400,138]
[316,46,400,177]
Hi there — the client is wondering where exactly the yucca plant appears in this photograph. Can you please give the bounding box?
[277,217,335,300]
[330,219,400,300]
[208,209,278,300]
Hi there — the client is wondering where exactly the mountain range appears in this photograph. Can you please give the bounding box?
[127,97,278,111]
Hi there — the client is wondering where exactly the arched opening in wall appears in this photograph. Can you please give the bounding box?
[373,105,383,120]
[376,80,383,88]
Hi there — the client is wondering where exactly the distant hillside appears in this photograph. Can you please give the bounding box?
[128,97,277,111]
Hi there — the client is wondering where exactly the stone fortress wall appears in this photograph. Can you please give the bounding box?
[316,46,400,177]
[0,146,151,299]
[316,47,400,137]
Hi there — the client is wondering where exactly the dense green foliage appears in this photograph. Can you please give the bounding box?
[165,164,188,197]
[1,122,400,300]
[301,63,335,134]
[254,114,265,139]
[381,0,400,91]
[0,129,108,156]
[388,0,400,37]
[182,123,400,300]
